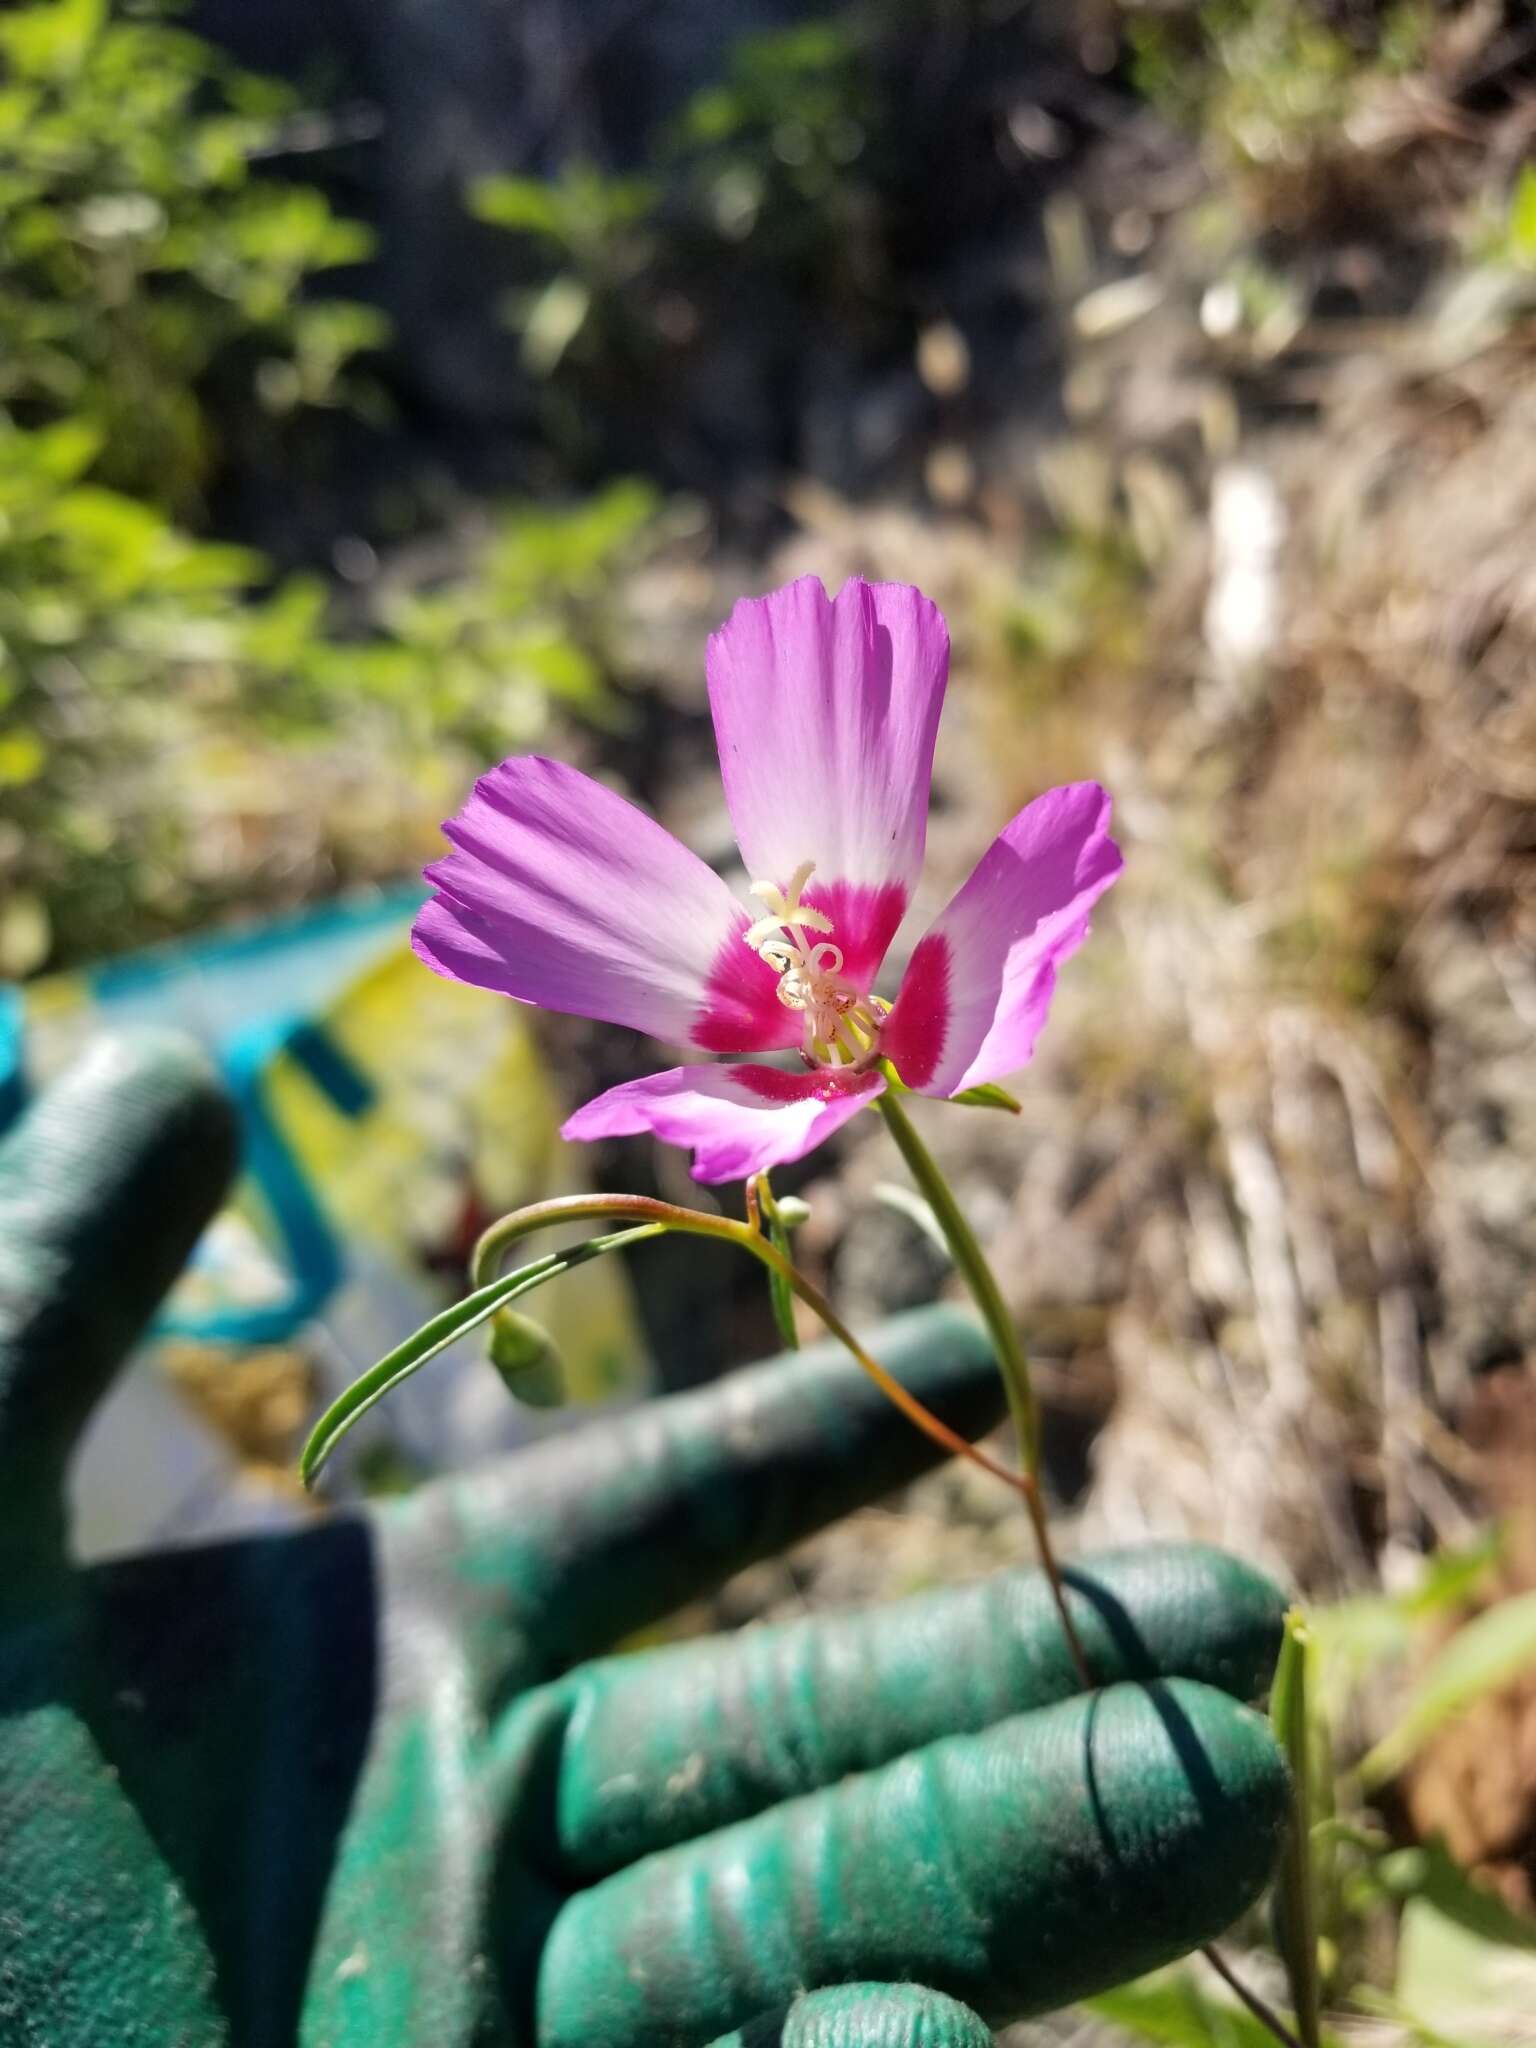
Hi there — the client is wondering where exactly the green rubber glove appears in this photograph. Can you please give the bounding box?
[0,1035,1291,2048]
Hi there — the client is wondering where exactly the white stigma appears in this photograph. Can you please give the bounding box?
[742,861,883,1067]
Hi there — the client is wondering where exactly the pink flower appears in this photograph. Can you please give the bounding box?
[413,575,1122,1183]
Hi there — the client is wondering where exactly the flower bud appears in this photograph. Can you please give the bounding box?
[488,1308,565,1408]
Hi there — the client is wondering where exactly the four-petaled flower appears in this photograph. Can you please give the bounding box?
[413,575,1122,1182]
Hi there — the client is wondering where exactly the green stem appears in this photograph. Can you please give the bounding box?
[1269,1611,1323,2048]
[874,1092,1040,1472]
[874,1091,1092,1687]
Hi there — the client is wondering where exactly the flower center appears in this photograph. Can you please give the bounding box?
[742,861,884,1069]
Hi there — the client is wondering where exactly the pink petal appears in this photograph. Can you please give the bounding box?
[707,576,948,986]
[414,756,796,1053]
[562,1063,886,1184]
[881,783,1122,1096]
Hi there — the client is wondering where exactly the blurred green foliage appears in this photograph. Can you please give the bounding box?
[1124,0,1433,194]
[666,23,875,278]
[0,412,258,969]
[359,481,661,759]
[0,0,659,976]
[470,20,888,452]
[0,407,656,971]
[469,163,660,457]
[0,0,382,516]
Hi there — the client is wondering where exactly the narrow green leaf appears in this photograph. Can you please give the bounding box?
[950,1081,1022,1113]
[752,1170,800,1351]
[299,1225,657,1485]
[764,1222,799,1350]
[1271,1608,1323,2048]
[301,1260,555,1484]
[1360,1589,1536,1786]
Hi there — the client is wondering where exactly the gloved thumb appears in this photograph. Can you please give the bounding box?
[0,1031,237,1570]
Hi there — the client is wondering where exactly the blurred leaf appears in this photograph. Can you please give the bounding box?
[1394,1894,1536,2045]
[22,417,101,482]
[223,186,373,274]
[49,486,170,591]
[0,0,105,81]
[471,166,654,251]
[1088,1970,1343,2047]
[490,479,659,588]
[1360,1590,1536,1787]
[513,631,601,701]
[237,574,329,665]
[520,273,592,377]
[0,730,46,786]
[0,889,50,976]
[951,1082,1022,1113]
[1402,1531,1504,1616]
[291,298,390,372]
[1377,1838,1536,1953]
[469,174,568,240]
[155,538,265,596]
[1508,164,1536,269]
[1309,1531,1501,1693]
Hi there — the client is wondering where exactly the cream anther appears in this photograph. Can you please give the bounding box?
[741,862,882,1066]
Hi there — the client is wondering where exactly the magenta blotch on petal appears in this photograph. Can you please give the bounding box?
[413,755,790,1052]
[793,877,908,1003]
[878,930,951,1090]
[707,576,948,982]
[694,926,803,1055]
[882,782,1122,1098]
[562,1063,886,1184]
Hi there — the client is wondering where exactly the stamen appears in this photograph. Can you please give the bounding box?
[740,862,883,1070]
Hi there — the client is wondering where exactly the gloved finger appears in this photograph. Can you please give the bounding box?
[534,1679,1287,2048]
[416,1303,1001,1678]
[0,1032,238,1557]
[548,1542,1284,1877]
[699,1982,992,2048]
